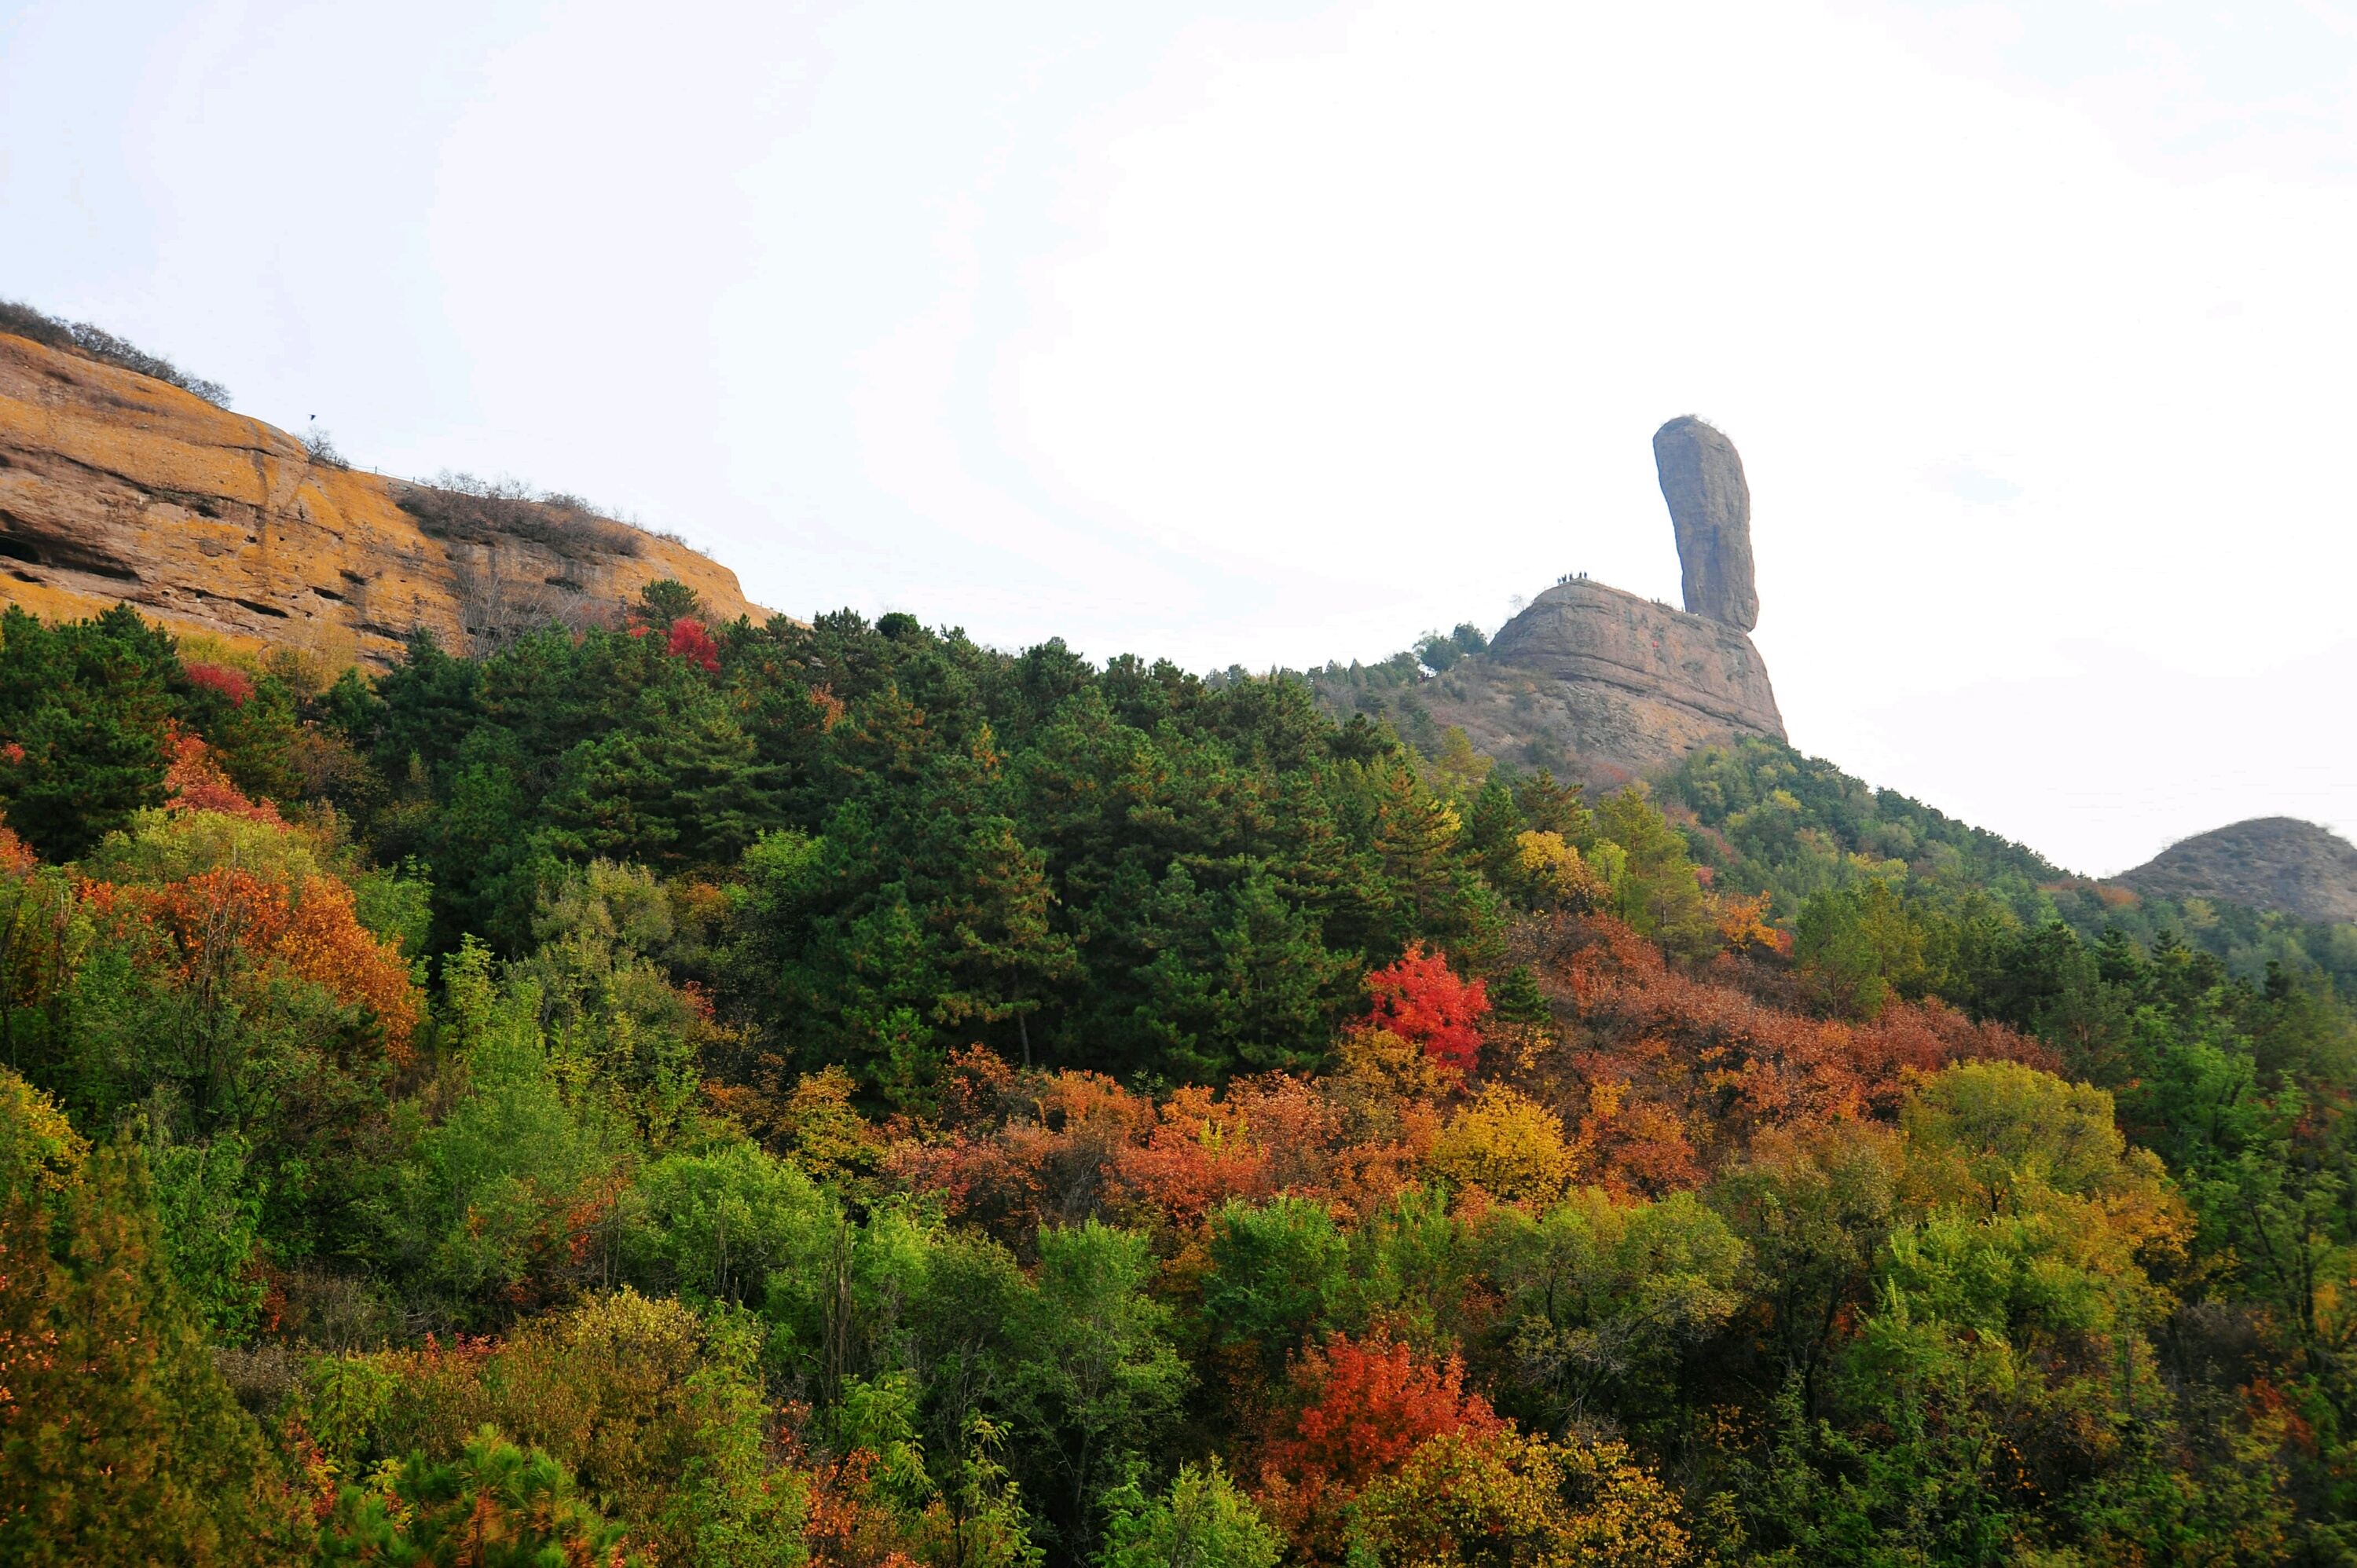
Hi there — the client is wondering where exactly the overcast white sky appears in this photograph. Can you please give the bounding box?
[4,0,2353,877]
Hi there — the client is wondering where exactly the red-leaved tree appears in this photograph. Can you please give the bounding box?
[1257,1330,1505,1563]
[1361,944,1488,1074]
[665,617,721,672]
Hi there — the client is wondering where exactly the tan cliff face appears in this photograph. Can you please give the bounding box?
[0,331,772,665]
[1381,581,1785,787]
[1487,579,1782,736]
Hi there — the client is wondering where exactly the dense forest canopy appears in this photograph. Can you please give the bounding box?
[2,589,2354,1567]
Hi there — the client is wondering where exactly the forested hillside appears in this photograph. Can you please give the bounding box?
[3,589,2354,1566]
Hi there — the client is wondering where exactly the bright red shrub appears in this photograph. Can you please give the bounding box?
[1362,944,1489,1074]
[183,660,255,705]
[666,616,721,672]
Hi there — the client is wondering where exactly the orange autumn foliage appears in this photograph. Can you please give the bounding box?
[889,1050,1447,1248]
[79,866,420,1057]
[0,819,36,877]
[275,874,423,1048]
[796,1442,923,1568]
[1523,914,2050,1196]
[162,731,282,823]
[57,735,425,1053]
[1256,1331,1505,1564]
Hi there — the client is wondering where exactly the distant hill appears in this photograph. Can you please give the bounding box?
[1649,737,2357,994]
[2121,817,2357,926]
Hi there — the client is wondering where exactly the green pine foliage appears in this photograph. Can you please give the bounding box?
[0,605,185,860]
[1662,735,2357,991]
[0,1084,312,1564]
[341,599,1514,1090]
[0,592,2352,1566]
[317,1427,640,1566]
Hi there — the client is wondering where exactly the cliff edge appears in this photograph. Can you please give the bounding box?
[0,330,770,664]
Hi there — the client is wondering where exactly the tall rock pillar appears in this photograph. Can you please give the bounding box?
[1652,416,1758,631]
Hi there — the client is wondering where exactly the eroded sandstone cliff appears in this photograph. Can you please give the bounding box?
[1380,581,1784,786]
[0,331,769,665]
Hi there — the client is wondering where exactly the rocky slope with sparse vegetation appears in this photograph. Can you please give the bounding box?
[2122,815,2357,925]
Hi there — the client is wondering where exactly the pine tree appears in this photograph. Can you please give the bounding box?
[0,605,184,860]
[0,1119,311,1565]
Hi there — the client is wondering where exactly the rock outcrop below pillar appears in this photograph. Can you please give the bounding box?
[1653,416,1758,631]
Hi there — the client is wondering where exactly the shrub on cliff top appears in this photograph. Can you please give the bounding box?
[0,298,231,406]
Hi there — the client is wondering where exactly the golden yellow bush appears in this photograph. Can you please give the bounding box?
[0,1068,87,1196]
[1511,831,1609,914]
[1354,1426,1690,1568]
[1428,1086,1570,1205]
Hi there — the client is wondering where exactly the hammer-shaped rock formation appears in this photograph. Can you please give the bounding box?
[1654,414,1758,631]
[1340,417,1783,784]
[0,330,770,665]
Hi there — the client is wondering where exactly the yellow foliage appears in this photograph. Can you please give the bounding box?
[83,805,328,888]
[174,629,266,676]
[1712,890,1782,954]
[1429,1086,1570,1205]
[784,1065,885,1186]
[1354,1427,1689,1568]
[1900,1060,2194,1306]
[1510,831,1609,913]
[1336,1026,1462,1101]
[0,1068,88,1196]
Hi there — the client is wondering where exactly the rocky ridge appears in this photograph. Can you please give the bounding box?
[2120,818,2357,926]
[0,330,769,665]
